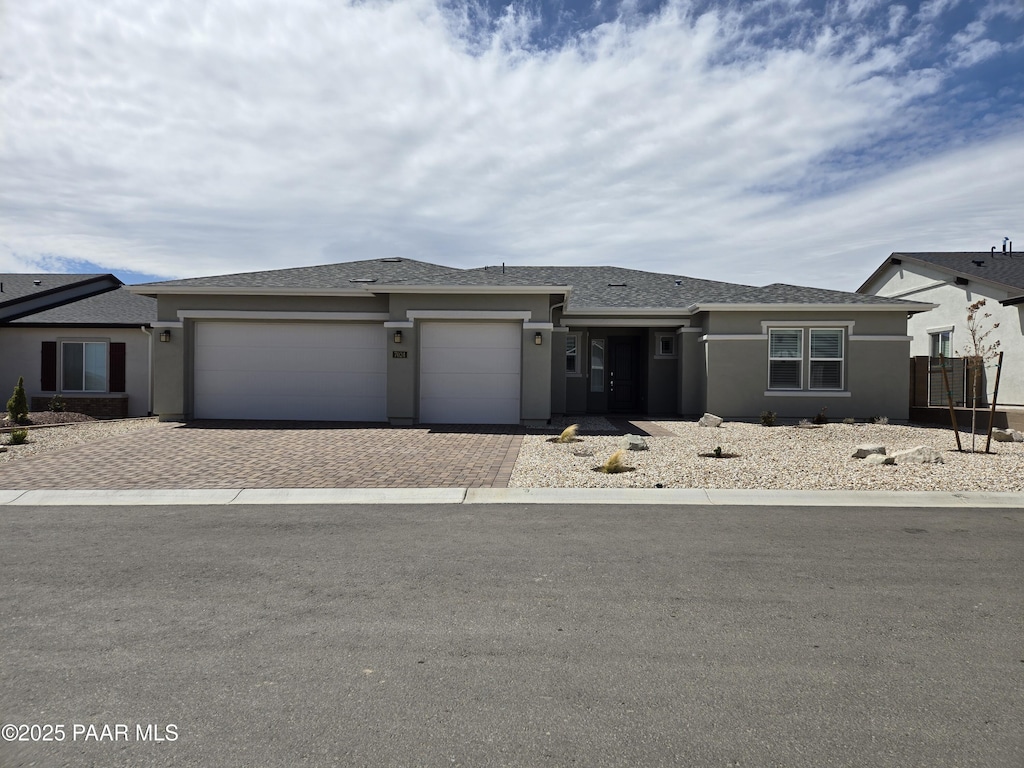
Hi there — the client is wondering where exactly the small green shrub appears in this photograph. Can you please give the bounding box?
[48,394,67,413]
[8,429,29,445]
[6,377,29,425]
[714,445,723,458]
[842,417,855,425]
[871,415,889,425]
[812,407,829,425]
[760,410,777,427]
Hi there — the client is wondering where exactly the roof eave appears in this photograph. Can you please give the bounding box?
[690,302,938,313]
[128,285,369,297]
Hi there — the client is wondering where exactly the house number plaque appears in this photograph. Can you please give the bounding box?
[392,351,408,358]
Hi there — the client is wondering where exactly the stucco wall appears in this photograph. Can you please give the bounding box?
[870,266,1023,405]
[0,326,151,417]
[702,310,913,419]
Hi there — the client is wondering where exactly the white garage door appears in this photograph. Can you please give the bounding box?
[194,322,386,421]
[420,322,521,424]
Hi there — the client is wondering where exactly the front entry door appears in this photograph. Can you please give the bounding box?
[608,336,642,412]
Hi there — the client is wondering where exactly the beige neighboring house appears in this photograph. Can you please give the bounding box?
[129,258,932,424]
[858,250,1024,407]
[0,274,156,418]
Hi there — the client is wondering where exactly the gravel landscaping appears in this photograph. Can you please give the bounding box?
[0,416,165,463]
[2,414,1022,492]
[510,417,1024,492]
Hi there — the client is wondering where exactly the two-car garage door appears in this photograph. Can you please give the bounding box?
[193,322,387,421]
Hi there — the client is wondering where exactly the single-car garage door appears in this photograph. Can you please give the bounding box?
[194,321,386,421]
[420,322,521,424]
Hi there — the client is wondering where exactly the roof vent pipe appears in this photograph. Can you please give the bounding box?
[1004,237,1009,253]
[33,279,41,286]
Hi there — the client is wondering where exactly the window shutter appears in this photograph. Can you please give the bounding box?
[41,342,57,391]
[109,342,126,393]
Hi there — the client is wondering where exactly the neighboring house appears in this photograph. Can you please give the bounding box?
[0,274,156,418]
[130,258,932,424]
[858,250,1024,407]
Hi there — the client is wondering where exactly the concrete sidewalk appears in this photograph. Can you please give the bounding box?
[1,487,1021,507]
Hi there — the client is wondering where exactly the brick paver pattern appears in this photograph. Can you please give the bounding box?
[0,421,525,490]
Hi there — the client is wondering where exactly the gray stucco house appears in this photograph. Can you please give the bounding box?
[130,259,933,424]
[859,250,1024,407]
[1,274,156,418]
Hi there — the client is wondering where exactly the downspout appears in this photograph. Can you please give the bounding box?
[140,326,153,416]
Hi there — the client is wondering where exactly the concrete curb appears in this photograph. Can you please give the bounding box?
[1,488,1021,507]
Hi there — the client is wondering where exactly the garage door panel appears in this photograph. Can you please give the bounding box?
[419,322,521,425]
[194,322,386,421]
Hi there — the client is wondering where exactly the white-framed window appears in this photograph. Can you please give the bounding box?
[930,330,951,358]
[809,329,844,390]
[62,341,107,392]
[655,332,676,358]
[566,333,581,376]
[590,339,604,392]
[768,329,802,389]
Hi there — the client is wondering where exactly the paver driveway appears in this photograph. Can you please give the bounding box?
[0,421,524,490]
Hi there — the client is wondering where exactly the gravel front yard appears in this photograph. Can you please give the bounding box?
[510,417,1024,492]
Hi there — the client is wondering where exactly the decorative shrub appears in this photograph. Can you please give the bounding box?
[48,394,67,413]
[555,424,579,443]
[6,377,29,425]
[759,410,777,427]
[8,429,29,445]
[871,415,889,425]
[812,407,829,424]
[842,417,855,425]
[597,449,628,474]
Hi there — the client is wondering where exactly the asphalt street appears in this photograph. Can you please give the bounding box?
[1,503,1022,768]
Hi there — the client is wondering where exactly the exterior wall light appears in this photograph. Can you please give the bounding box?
[394,330,403,344]
[534,332,543,346]
[159,330,171,342]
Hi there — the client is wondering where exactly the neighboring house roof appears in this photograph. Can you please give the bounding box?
[858,252,1024,304]
[9,287,156,326]
[132,258,932,315]
[0,273,123,322]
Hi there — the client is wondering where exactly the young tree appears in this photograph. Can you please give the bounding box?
[6,376,29,425]
[959,300,1001,452]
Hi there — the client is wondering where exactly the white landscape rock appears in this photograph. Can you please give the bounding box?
[619,434,649,451]
[864,453,895,465]
[698,413,724,428]
[891,445,945,464]
[852,444,887,459]
[991,428,1024,443]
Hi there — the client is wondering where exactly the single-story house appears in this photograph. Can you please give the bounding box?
[858,250,1024,407]
[0,274,156,418]
[130,258,934,425]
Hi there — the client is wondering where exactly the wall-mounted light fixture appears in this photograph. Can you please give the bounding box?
[393,330,403,344]
[159,330,171,343]
[534,332,543,346]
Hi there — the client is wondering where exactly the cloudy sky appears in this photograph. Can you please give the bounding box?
[1,0,1022,290]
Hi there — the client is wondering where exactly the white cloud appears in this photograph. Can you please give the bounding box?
[0,0,1021,290]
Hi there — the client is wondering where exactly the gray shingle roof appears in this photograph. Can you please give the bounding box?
[134,258,929,312]
[10,287,156,325]
[889,252,1024,293]
[134,258,464,289]
[0,273,109,302]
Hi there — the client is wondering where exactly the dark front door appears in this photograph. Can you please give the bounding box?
[608,336,642,412]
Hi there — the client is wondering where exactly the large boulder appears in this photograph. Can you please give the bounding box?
[619,434,649,451]
[891,445,945,464]
[698,413,724,428]
[852,444,886,459]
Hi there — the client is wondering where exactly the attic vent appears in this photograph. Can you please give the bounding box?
[675,280,683,286]
[955,276,969,285]
[349,278,377,283]
[33,279,42,286]
[380,258,402,263]
[971,259,985,267]
[607,283,627,287]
